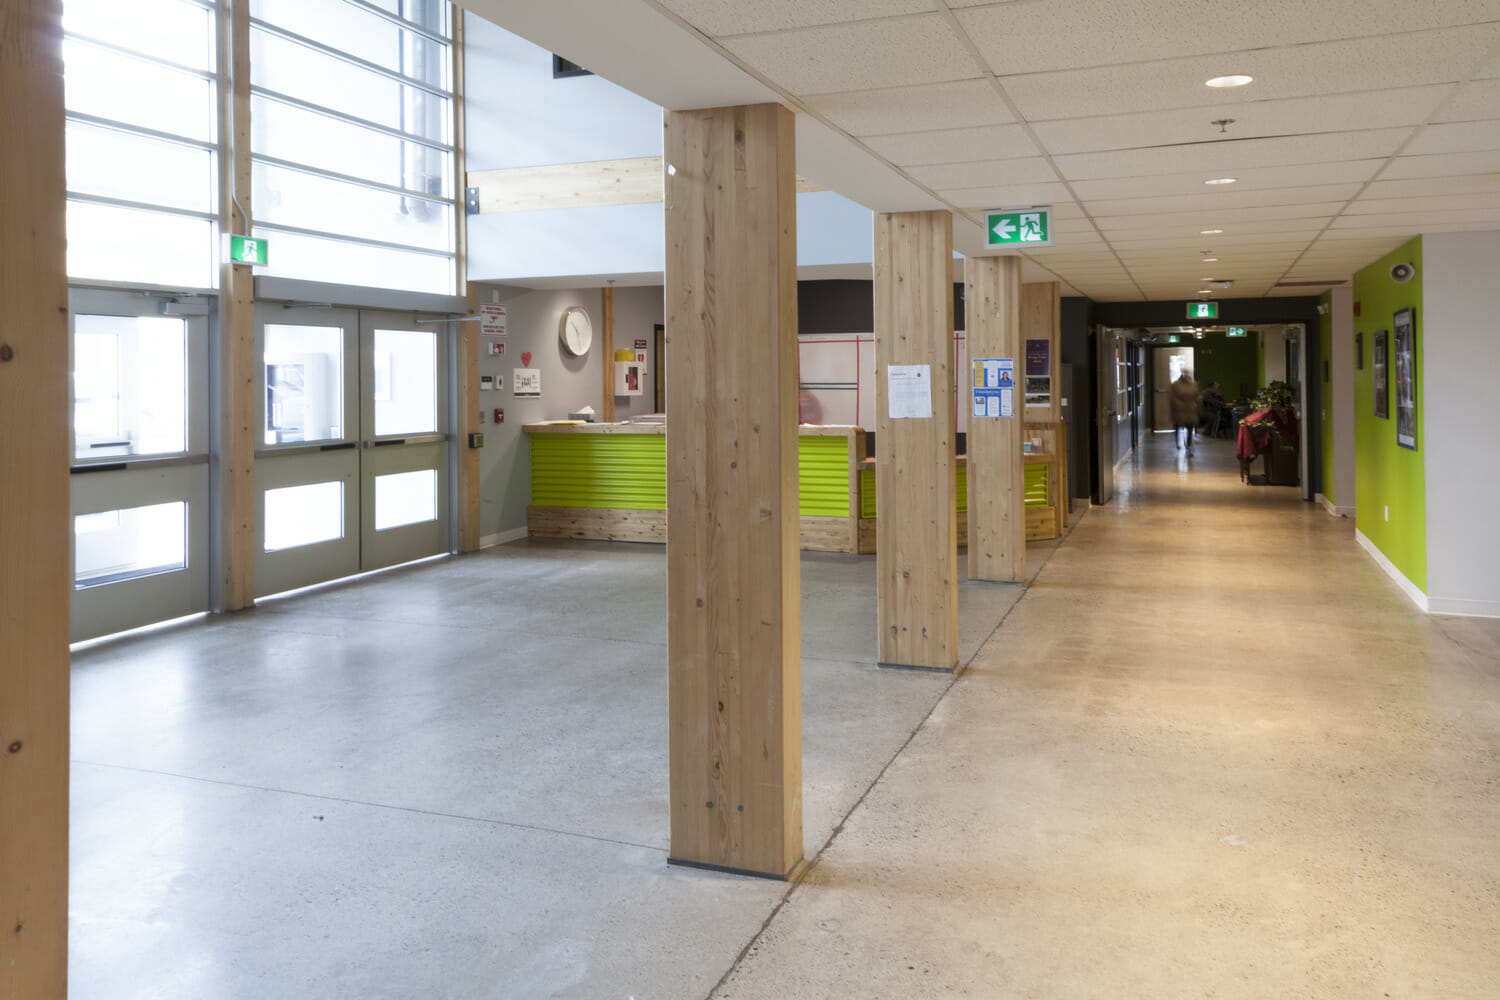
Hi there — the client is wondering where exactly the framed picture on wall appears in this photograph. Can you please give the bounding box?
[1394,308,1416,450]
[1372,329,1388,419]
[1355,331,1363,370]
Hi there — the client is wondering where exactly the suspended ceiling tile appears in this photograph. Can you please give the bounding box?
[805,79,1014,136]
[1030,87,1452,156]
[722,14,978,95]
[864,125,1040,167]
[656,0,937,37]
[1054,131,1408,182]
[1333,210,1500,230]
[1375,153,1500,181]
[1404,119,1500,155]
[950,0,1500,76]
[1091,201,1350,226]
[1365,175,1500,201]
[1096,213,1334,235]
[1000,27,1500,121]
[1434,78,1500,123]
[1344,192,1500,214]
[1084,184,1363,216]
[938,181,1072,209]
[907,156,1056,188]
[1071,162,1378,201]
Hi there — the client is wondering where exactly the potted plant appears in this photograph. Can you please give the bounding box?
[1238,380,1299,485]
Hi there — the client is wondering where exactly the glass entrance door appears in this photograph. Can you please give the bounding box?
[69,289,211,641]
[254,307,450,598]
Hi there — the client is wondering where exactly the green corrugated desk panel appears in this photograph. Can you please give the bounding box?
[857,461,1046,516]
[1025,462,1049,506]
[799,435,852,517]
[530,434,666,510]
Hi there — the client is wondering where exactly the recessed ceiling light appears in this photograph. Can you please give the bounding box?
[1206,75,1253,88]
[1204,177,1237,185]
[1202,257,1219,262]
[1197,289,1213,295]
[1201,228,1223,235]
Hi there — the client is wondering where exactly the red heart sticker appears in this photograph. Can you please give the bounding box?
[521,352,532,366]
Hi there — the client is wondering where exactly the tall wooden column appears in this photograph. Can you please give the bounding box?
[218,0,256,608]
[874,211,958,670]
[966,257,1026,582]
[0,1,71,994]
[664,103,802,879]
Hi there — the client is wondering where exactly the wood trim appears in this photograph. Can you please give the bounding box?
[467,156,824,213]
[665,104,802,878]
[219,0,255,609]
[874,210,958,670]
[0,2,70,993]
[601,285,616,422]
[522,421,664,435]
[528,505,665,543]
[965,257,1026,583]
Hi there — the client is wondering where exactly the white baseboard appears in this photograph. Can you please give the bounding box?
[1354,529,1429,613]
[1316,494,1354,518]
[480,526,529,549]
[1425,596,1500,619]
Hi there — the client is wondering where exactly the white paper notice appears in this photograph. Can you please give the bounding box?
[887,364,932,419]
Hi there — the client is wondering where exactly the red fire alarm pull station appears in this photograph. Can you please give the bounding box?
[494,408,504,424]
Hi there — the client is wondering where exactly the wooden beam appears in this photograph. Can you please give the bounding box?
[874,211,958,670]
[0,1,70,994]
[218,0,255,609]
[1022,281,1061,423]
[467,156,824,213]
[967,257,1026,583]
[665,103,802,879]
[601,286,616,422]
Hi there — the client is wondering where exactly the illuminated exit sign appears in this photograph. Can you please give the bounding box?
[1187,301,1218,319]
[1226,326,1248,337]
[985,207,1052,248]
[227,234,268,266]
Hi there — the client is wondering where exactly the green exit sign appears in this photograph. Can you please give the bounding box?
[1187,301,1218,319]
[1226,326,1248,337]
[227,234,268,266]
[985,207,1052,248]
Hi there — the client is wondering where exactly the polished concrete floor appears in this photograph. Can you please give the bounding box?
[70,432,1500,998]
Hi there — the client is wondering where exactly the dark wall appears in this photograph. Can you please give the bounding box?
[798,279,967,334]
[1061,296,1092,500]
[1092,296,1321,329]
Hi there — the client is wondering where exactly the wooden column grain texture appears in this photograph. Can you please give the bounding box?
[457,287,481,552]
[600,285,616,422]
[664,103,802,878]
[874,211,958,670]
[218,0,255,609]
[966,257,1026,583]
[1022,281,1062,424]
[0,2,71,995]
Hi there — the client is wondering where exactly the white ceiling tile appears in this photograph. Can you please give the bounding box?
[805,80,1014,136]
[1071,162,1379,201]
[1433,77,1500,123]
[656,0,937,37]
[864,124,1039,166]
[907,156,1056,188]
[1404,119,1500,155]
[1031,87,1451,156]
[1097,213,1333,235]
[950,0,1500,76]
[1345,192,1500,214]
[1365,174,1500,200]
[722,14,979,95]
[1055,131,1407,182]
[1084,184,1362,217]
[1091,202,1350,226]
[1000,27,1500,121]
[938,181,1071,209]
[1376,152,1500,181]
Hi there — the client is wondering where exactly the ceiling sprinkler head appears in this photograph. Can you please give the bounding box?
[1212,118,1235,133]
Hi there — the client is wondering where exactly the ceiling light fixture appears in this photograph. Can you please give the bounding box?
[1197,289,1213,295]
[1201,228,1223,235]
[1204,177,1237,185]
[1206,74,1253,88]
[1202,257,1219,262]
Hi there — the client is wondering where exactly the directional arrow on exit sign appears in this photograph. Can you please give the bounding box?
[985,207,1053,249]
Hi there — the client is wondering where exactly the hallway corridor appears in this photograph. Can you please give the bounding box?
[67,432,1499,998]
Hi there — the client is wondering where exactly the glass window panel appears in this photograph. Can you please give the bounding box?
[66,120,215,215]
[252,227,453,295]
[67,200,215,289]
[63,0,215,73]
[253,161,452,253]
[251,96,451,195]
[63,38,216,142]
[373,329,436,436]
[264,481,344,552]
[263,324,345,445]
[75,501,187,588]
[374,469,436,531]
[252,28,450,139]
[73,314,188,459]
[250,0,448,87]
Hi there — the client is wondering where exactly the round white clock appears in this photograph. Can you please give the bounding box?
[560,306,593,356]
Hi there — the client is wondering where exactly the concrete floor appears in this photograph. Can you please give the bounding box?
[69,432,1500,998]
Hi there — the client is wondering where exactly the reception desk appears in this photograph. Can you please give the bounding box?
[524,420,1064,553]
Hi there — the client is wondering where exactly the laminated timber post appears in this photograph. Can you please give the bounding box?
[0,0,71,994]
[874,211,959,670]
[664,103,803,879]
[966,257,1026,583]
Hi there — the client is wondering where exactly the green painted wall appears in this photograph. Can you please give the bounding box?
[1255,331,1267,389]
[1194,334,1260,401]
[1318,290,1336,505]
[1352,237,1425,591]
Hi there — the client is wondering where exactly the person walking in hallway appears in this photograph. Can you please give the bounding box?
[1169,370,1200,454]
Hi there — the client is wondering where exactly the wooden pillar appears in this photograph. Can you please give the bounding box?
[0,1,70,994]
[1022,281,1061,423]
[600,285,616,422]
[664,103,802,879]
[874,211,958,670]
[218,0,255,608]
[966,257,1026,582]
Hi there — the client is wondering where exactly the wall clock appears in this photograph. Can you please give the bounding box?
[560,306,593,357]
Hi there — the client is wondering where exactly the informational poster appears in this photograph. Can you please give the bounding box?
[1025,338,1050,376]
[887,364,932,419]
[480,303,507,337]
[513,368,541,397]
[971,358,1014,418]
